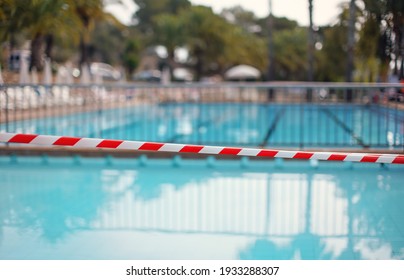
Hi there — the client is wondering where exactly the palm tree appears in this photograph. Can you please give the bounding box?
[153,14,186,80]
[74,0,123,66]
[1,0,122,72]
[73,0,105,66]
[0,0,24,50]
[346,0,356,83]
[181,6,235,81]
[307,0,314,101]
[267,0,275,100]
[346,0,356,102]
[0,0,81,70]
[27,0,80,70]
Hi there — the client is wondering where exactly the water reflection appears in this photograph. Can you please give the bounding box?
[3,103,402,148]
[0,167,108,242]
[0,158,403,259]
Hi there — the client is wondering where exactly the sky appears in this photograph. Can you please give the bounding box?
[105,0,346,27]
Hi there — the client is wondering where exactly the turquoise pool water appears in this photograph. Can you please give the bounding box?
[2,103,403,148]
[0,156,403,260]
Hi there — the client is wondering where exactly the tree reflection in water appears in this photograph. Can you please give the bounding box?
[0,158,403,259]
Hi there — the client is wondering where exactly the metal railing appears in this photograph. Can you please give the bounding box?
[0,82,403,150]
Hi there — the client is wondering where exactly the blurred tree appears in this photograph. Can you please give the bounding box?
[122,37,141,75]
[306,0,314,101]
[308,0,314,83]
[178,6,267,80]
[1,1,35,67]
[257,16,299,34]
[219,5,269,74]
[257,14,302,81]
[390,0,404,80]
[0,0,25,48]
[52,33,77,64]
[89,18,126,65]
[362,0,404,81]
[51,5,123,66]
[0,0,81,70]
[221,6,262,34]
[360,0,390,81]
[73,0,105,66]
[220,5,269,71]
[28,0,80,70]
[133,0,190,34]
[273,27,307,80]
[254,12,307,81]
[219,26,267,74]
[356,10,379,82]
[316,24,348,81]
[179,6,231,80]
[0,0,120,70]
[346,0,356,83]
[153,13,186,79]
[315,3,362,82]
[266,0,274,99]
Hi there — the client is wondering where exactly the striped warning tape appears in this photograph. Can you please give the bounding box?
[0,132,403,164]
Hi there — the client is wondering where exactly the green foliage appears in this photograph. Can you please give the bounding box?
[133,0,190,33]
[315,3,362,82]
[153,14,185,58]
[0,0,108,68]
[89,20,125,65]
[273,27,307,81]
[178,6,233,79]
[355,14,379,82]
[73,0,105,28]
[3,0,402,82]
[221,28,267,73]
[0,0,31,43]
[219,5,269,73]
[123,38,141,74]
[362,0,404,80]
[177,5,267,80]
[221,6,261,33]
[52,35,76,64]
[257,16,299,35]
[316,24,347,82]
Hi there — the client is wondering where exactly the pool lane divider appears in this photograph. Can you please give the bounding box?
[0,132,403,164]
[321,108,367,148]
[260,108,286,147]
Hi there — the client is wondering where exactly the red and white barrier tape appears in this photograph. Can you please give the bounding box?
[0,132,403,164]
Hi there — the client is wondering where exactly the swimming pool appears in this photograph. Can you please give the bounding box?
[1,156,403,260]
[2,103,403,149]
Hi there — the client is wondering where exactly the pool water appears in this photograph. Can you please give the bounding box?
[0,156,403,260]
[2,103,403,148]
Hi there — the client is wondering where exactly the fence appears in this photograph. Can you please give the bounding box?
[0,82,403,150]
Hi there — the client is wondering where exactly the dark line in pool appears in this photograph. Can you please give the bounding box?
[260,108,286,147]
[321,108,367,148]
